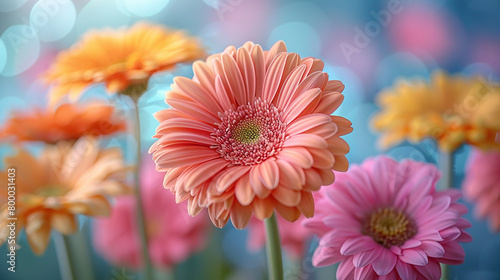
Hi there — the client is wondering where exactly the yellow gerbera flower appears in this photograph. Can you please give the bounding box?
[0,137,130,254]
[45,22,205,104]
[373,71,500,152]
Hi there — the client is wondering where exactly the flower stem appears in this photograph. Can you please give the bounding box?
[264,212,284,280]
[438,151,454,191]
[55,231,95,280]
[55,233,76,280]
[438,151,454,280]
[131,97,154,280]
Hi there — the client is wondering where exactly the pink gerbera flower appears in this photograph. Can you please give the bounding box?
[93,157,208,269]
[303,157,472,280]
[247,215,313,259]
[463,148,500,232]
[150,41,352,229]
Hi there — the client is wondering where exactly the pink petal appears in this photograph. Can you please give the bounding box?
[336,256,355,279]
[234,174,255,206]
[395,260,417,280]
[272,186,301,207]
[214,166,251,193]
[277,147,313,169]
[262,52,287,102]
[286,113,332,136]
[221,53,246,106]
[312,246,344,267]
[283,88,322,123]
[354,265,377,279]
[184,160,228,190]
[414,260,441,280]
[399,248,428,266]
[420,241,445,258]
[353,248,381,268]
[258,159,279,190]
[340,236,378,256]
[236,47,256,103]
[249,166,271,198]
[283,134,328,149]
[371,249,397,276]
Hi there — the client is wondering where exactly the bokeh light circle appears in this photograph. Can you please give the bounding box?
[30,0,76,42]
[0,39,7,73]
[268,22,321,58]
[0,25,40,76]
[76,0,131,37]
[122,0,170,17]
[376,52,429,89]
[323,65,365,115]
[0,0,28,12]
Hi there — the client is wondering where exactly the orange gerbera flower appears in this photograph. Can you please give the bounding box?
[45,22,205,103]
[0,137,130,254]
[150,41,352,229]
[373,71,500,152]
[0,103,126,144]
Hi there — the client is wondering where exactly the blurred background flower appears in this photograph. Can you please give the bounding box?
[0,137,130,255]
[373,71,500,152]
[463,149,500,232]
[1,0,500,279]
[45,22,205,104]
[0,102,126,144]
[93,156,208,270]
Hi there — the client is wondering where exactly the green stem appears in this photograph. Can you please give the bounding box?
[438,151,454,280]
[438,151,454,191]
[131,97,154,280]
[264,212,284,280]
[55,233,76,280]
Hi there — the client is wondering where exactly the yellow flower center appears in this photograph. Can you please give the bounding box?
[362,207,417,248]
[212,98,286,166]
[37,185,67,197]
[232,119,261,144]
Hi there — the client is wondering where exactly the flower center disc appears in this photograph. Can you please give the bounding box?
[362,207,417,248]
[212,99,286,166]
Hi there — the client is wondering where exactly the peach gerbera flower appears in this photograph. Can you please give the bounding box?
[373,71,500,152]
[0,103,126,144]
[45,22,205,103]
[0,137,130,254]
[150,41,352,229]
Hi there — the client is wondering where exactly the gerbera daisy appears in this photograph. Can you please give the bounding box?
[463,148,500,232]
[45,22,205,103]
[247,215,312,259]
[373,71,500,152]
[303,156,472,280]
[93,157,208,269]
[0,137,130,254]
[150,41,352,229]
[0,103,126,144]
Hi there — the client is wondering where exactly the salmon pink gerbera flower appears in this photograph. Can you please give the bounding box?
[303,157,472,280]
[150,41,352,229]
[463,148,500,232]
